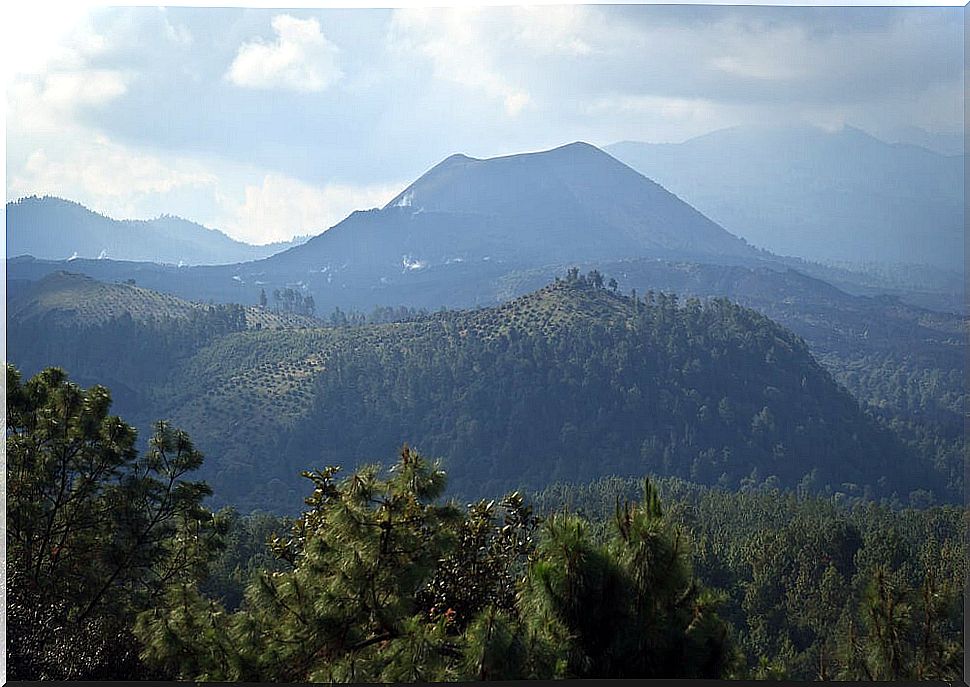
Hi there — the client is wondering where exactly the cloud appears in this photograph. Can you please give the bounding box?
[160,11,192,47]
[214,173,401,244]
[2,5,99,82]
[40,69,128,108]
[510,6,595,57]
[7,127,401,246]
[4,9,130,131]
[5,5,963,244]
[226,15,342,92]
[387,6,602,116]
[387,6,961,131]
[582,94,758,144]
[389,8,533,117]
[8,133,217,219]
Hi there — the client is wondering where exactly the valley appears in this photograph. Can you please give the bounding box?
[6,138,964,684]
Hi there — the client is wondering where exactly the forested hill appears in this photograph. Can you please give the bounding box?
[6,272,317,416]
[9,271,318,330]
[8,269,937,512]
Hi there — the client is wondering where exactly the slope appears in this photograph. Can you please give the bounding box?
[6,196,306,265]
[7,272,318,422]
[6,142,763,312]
[150,274,925,510]
[606,124,965,270]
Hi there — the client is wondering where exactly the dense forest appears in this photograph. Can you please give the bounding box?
[6,365,964,681]
[533,475,966,679]
[7,270,957,512]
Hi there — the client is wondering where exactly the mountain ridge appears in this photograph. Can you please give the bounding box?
[605,124,965,269]
[7,138,961,316]
[6,196,308,266]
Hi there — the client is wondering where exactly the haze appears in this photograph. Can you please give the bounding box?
[6,4,964,245]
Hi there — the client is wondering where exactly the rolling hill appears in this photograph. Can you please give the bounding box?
[8,271,318,330]
[7,270,939,513]
[605,124,965,271]
[6,196,307,265]
[7,272,318,417]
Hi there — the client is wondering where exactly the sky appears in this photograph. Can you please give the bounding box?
[4,2,965,245]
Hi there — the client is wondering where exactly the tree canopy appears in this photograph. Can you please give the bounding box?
[134,447,738,681]
[5,365,224,680]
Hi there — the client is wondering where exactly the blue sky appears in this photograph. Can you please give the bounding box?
[4,3,964,244]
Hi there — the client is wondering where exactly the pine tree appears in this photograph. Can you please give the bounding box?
[6,365,224,680]
[835,567,963,680]
[517,479,738,678]
[136,447,464,682]
[136,456,737,681]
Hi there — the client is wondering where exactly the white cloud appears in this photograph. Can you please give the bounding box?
[40,69,128,108]
[584,94,753,143]
[5,10,129,139]
[709,55,803,82]
[5,5,964,248]
[8,134,217,219]
[215,173,401,244]
[5,9,390,247]
[160,11,192,47]
[4,7,198,132]
[2,5,97,83]
[226,15,342,92]
[7,127,400,245]
[702,20,810,82]
[7,70,128,140]
[389,8,533,117]
[589,94,723,118]
[511,6,595,57]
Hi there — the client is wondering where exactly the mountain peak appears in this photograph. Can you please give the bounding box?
[549,140,601,154]
[365,139,756,264]
[426,141,611,173]
[442,152,474,163]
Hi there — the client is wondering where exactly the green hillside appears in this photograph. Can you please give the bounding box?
[8,271,201,325]
[9,271,317,329]
[158,271,928,509]
[6,270,940,512]
[6,272,317,422]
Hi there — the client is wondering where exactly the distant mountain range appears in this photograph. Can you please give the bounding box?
[6,196,308,265]
[6,139,962,315]
[605,124,965,271]
[8,142,782,312]
[883,125,964,157]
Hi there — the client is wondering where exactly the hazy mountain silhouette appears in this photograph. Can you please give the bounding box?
[606,125,965,270]
[8,143,766,310]
[9,140,959,314]
[6,196,307,265]
[258,141,759,276]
